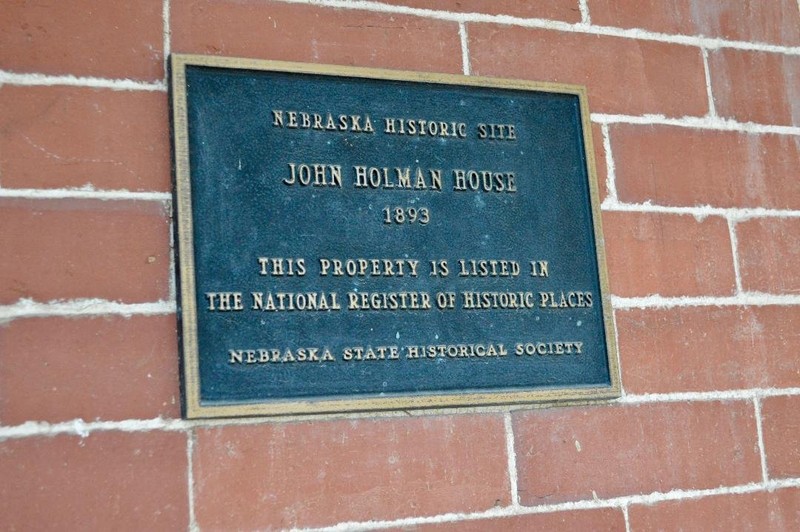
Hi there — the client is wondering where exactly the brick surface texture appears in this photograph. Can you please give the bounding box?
[0,0,164,81]
[381,0,582,21]
[0,199,171,304]
[0,315,181,425]
[590,0,800,45]
[736,218,800,294]
[513,402,761,504]
[468,24,708,117]
[0,432,188,530]
[602,211,736,297]
[0,86,171,192]
[761,396,800,479]
[194,415,509,529]
[393,507,626,531]
[610,124,800,209]
[628,489,800,530]
[616,306,800,394]
[171,1,463,73]
[3,0,800,529]
[709,49,800,126]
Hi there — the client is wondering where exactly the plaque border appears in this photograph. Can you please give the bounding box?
[170,54,621,419]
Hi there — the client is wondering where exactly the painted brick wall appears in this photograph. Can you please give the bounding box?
[2,1,800,530]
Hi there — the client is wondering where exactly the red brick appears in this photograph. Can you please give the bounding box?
[0,86,170,192]
[590,0,800,46]
[611,124,800,209]
[616,306,800,394]
[0,0,163,81]
[0,431,188,530]
[468,25,707,117]
[709,49,800,126]
[762,395,800,479]
[0,199,170,304]
[602,211,736,297]
[393,508,625,531]
[380,0,582,22]
[194,415,509,529]
[737,218,800,294]
[0,315,179,425]
[171,1,462,73]
[629,489,800,530]
[513,401,761,504]
[592,123,609,202]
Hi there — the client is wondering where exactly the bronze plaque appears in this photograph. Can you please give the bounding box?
[170,55,620,418]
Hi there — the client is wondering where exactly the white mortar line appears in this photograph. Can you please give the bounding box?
[503,413,521,507]
[727,217,744,294]
[163,0,171,79]
[458,22,471,75]
[0,418,188,441]
[0,298,176,321]
[578,0,591,25]
[591,113,800,136]
[625,480,800,507]
[5,387,800,438]
[600,123,618,202]
[622,504,631,532]
[701,48,718,118]
[3,291,799,322]
[0,187,171,202]
[273,0,800,55]
[601,199,800,222]
[611,293,800,309]
[1,405,545,436]
[187,429,199,532]
[619,388,800,404]
[300,480,800,531]
[0,71,166,91]
[769,478,800,490]
[753,398,770,485]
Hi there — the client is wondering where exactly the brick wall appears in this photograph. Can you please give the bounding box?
[2,1,800,530]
